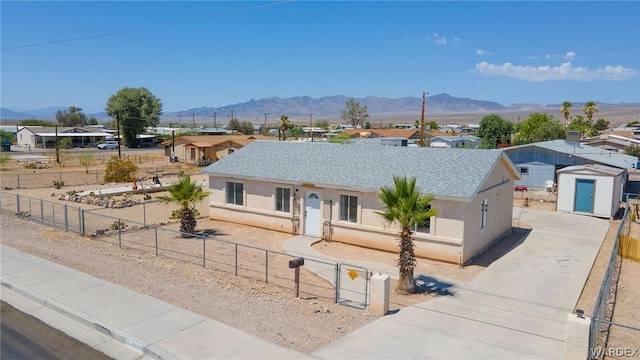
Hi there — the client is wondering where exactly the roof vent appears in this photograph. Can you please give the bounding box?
[566,131,581,145]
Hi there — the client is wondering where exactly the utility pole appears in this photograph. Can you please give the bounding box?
[310,113,313,142]
[214,112,217,128]
[264,113,267,135]
[116,112,122,159]
[192,112,195,130]
[231,109,234,130]
[420,92,426,147]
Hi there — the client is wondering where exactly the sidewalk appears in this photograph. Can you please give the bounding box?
[0,245,312,360]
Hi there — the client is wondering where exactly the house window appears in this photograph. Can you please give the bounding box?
[275,187,291,212]
[226,182,243,205]
[228,149,235,155]
[413,204,432,234]
[339,195,358,223]
[481,199,488,228]
[519,167,529,175]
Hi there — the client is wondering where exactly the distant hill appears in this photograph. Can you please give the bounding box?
[2,94,638,122]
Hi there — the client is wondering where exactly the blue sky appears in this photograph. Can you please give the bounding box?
[2,1,639,113]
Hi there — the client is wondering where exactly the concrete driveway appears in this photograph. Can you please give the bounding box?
[313,208,610,359]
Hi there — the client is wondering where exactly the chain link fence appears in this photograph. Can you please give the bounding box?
[0,191,367,309]
[589,194,640,359]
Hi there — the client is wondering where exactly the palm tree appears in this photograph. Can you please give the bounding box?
[582,101,599,123]
[560,101,573,127]
[157,175,211,237]
[279,115,291,141]
[375,176,438,294]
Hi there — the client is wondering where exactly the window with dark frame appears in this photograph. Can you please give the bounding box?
[413,204,432,234]
[519,167,529,175]
[226,182,244,205]
[275,187,291,212]
[339,195,358,222]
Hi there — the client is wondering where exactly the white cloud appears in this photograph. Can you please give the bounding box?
[473,61,638,81]
[431,33,461,47]
[545,51,577,60]
[476,48,491,56]
[432,33,447,45]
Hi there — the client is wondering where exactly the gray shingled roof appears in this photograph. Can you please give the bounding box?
[505,140,638,169]
[202,141,515,201]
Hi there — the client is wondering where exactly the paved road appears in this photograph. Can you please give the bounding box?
[0,301,113,360]
[313,208,610,359]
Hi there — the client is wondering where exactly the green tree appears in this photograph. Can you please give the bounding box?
[340,98,369,128]
[327,132,353,144]
[625,145,640,158]
[567,115,591,133]
[477,114,513,149]
[426,121,439,130]
[103,156,138,183]
[278,115,291,141]
[315,119,330,129]
[289,125,303,138]
[560,101,573,126]
[239,121,254,135]
[375,176,438,294]
[56,106,88,127]
[227,118,240,131]
[19,119,54,126]
[106,87,162,148]
[582,101,599,122]
[87,117,99,125]
[58,137,72,149]
[626,120,640,127]
[513,113,566,145]
[0,130,13,144]
[157,175,210,237]
[592,118,610,131]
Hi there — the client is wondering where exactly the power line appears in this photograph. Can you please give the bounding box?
[1,0,295,51]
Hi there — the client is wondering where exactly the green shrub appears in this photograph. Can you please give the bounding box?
[53,180,65,189]
[103,156,138,183]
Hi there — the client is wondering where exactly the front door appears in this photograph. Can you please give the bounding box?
[574,179,595,213]
[304,192,322,237]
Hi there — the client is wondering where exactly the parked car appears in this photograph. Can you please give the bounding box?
[97,141,119,150]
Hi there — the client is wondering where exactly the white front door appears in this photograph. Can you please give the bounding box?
[304,192,322,237]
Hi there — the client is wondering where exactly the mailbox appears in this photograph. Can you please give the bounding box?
[288,257,304,268]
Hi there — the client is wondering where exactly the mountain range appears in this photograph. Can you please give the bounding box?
[2,93,638,121]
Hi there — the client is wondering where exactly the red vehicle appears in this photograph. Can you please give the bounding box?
[514,185,528,192]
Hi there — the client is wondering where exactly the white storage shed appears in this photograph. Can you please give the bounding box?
[556,164,625,219]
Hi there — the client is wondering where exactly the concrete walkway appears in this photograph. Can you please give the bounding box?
[0,245,311,360]
[311,208,609,359]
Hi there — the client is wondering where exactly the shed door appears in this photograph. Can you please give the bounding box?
[304,192,322,237]
[574,179,595,213]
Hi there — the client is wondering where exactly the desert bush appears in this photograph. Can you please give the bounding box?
[103,156,138,183]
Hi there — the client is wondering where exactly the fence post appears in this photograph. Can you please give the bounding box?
[235,243,238,276]
[335,263,340,304]
[17,174,20,189]
[16,194,20,215]
[64,204,68,232]
[118,218,122,248]
[202,237,206,268]
[52,202,55,227]
[155,227,158,256]
[79,207,84,235]
[40,199,44,224]
[143,202,147,228]
[59,172,62,183]
[28,197,32,218]
[265,250,269,283]
[96,170,99,184]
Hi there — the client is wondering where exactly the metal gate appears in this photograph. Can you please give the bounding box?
[336,263,369,309]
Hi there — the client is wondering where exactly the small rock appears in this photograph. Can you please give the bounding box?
[313,308,320,313]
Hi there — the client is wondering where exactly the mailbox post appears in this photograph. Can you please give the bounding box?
[289,257,305,298]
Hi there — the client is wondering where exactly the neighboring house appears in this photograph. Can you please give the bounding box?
[514,162,556,191]
[202,141,520,265]
[430,135,481,149]
[161,134,272,165]
[16,126,112,149]
[556,164,625,219]
[503,139,638,189]
[581,134,640,153]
